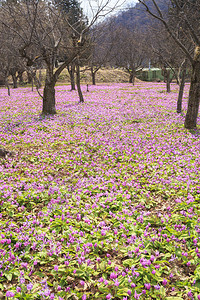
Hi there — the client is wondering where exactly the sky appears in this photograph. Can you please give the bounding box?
[80,0,137,22]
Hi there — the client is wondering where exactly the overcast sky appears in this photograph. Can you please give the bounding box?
[80,0,137,21]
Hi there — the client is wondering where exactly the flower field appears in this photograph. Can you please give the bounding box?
[0,82,200,300]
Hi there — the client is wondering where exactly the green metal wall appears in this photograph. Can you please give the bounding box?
[136,68,173,82]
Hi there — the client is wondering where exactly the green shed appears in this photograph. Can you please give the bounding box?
[136,67,173,82]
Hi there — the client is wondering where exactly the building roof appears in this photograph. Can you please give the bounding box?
[141,68,161,71]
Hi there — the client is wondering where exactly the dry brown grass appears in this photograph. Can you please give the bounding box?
[57,67,131,84]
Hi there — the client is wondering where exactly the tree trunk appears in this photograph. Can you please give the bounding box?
[166,79,171,93]
[12,74,18,88]
[5,78,10,96]
[68,63,76,90]
[91,68,96,85]
[42,68,56,115]
[162,67,171,92]
[129,71,133,84]
[166,69,171,93]
[76,63,84,103]
[177,60,187,113]
[31,77,34,92]
[39,69,42,85]
[27,71,32,84]
[18,70,24,84]
[34,72,42,89]
[184,50,200,129]
[132,71,136,86]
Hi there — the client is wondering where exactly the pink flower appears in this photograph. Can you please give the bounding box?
[154,284,160,290]
[110,272,117,279]
[96,257,101,263]
[188,291,193,298]
[144,283,151,290]
[6,291,15,297]
[114,279,120,287]
[154,264,160,269]
[54,265,59,271]
[134,290,141,299]
[162,279,167,286]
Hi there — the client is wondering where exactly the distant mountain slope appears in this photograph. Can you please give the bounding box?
[115,0,169,29]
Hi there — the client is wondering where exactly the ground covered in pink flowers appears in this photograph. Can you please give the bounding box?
[0,82,200,300]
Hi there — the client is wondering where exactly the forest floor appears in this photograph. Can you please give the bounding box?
[0,82,200,300]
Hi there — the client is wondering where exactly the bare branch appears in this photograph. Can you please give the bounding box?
[138,0,193,64]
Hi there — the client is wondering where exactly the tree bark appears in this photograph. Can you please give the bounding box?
[18,70,24,84]
[177,60,187,113]
[68,63,76,90]
[39,69,42,85]
[162,67,171,93]
[12,73,18,88]
[5,78,10,96]
[34,72,42,89]
[132,73,136,86]
[31,76,34,92]
[76,63,84,103]
[166,79,171,93]
[42,68,56,114]
[27,71,32,84]
[129,71,133,84]
[184,48,200,129]
[91,67,96,85]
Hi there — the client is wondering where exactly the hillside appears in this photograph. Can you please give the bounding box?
[57,67,133,84]
[114,0,169,29]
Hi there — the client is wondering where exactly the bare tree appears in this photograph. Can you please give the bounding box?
[138,0,200,129]
[149,25,185,91]
[0,20,26,94]
[111,25,147,85]
[143,20,189,110]
[88,19,117,85]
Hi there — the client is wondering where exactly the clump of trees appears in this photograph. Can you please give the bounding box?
[0,0,87,114]
[0,0,121,112]
[138,0,200,128]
